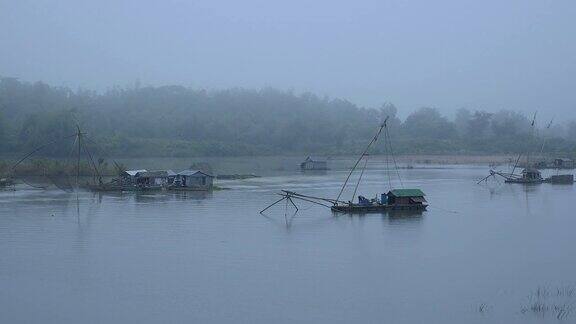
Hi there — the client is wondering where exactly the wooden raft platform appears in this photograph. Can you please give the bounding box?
[331,204,427,213]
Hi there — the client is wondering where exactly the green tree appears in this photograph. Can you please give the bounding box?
[0,110,5,149]
[402,107,456,139]
[468,111,492,138]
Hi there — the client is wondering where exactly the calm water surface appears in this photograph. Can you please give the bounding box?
[1,157,575,323]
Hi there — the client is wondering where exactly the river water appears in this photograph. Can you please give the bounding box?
[1,157,575,323]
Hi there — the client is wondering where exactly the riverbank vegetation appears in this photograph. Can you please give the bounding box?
[0,159,122,177]
[1,77,576,158]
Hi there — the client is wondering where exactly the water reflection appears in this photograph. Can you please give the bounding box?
[300,169,328,176]
[132,192,172,203]
[261,207,424,231]
[386,211,424,224]
[167,190,213,201]
[91,190,214,203]
[520,183,542,193]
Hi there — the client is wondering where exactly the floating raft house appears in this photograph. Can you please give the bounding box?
[300,156,328,170]
[331,188,427,213]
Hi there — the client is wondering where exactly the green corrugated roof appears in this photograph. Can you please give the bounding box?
[388,189,425,197]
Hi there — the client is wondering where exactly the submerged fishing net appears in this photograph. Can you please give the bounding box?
[45,173,74,192]
[15,175,51,190]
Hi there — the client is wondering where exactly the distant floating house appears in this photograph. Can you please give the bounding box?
[166,170,177,185]
[300,156,328,170]
[170,170,214,191]
[118,169,177,190]
[135,170,170,189]
[121,169,148,185]
[545,174,574,184]
[553,158,575,169]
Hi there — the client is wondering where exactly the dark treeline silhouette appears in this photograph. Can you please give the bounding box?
[1,77,575,158]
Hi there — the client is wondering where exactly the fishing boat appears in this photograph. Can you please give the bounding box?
[331,189,427,213]
[494,168,544,184]
[329,118,427,213]
[505,168,543,184]
[478,113,573,185]
[261,117,428,215]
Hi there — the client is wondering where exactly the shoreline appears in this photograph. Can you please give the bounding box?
[2,154,573,178]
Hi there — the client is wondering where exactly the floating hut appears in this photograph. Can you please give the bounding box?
[385,189,427,206]
[106,169,178,191]
[135,170,170,189]
[300,156,328,170]
[121,169,148,185]
[169,170,214,191]
[166,170,177,185]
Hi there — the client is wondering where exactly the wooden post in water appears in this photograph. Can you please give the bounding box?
[77,125,81,187]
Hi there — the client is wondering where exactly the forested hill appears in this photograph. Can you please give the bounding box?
[1,77,575,158]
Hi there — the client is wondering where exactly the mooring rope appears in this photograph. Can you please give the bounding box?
[427,205,459,214]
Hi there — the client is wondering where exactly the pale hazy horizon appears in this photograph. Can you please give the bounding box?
[1,0,575,120]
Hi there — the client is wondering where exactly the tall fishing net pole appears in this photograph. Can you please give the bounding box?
[385,124,403,188]
[351,154,369,203]
[385,133,392,190]
[335,117,388,203]
[9,126,103,192]
[10,133,78,190]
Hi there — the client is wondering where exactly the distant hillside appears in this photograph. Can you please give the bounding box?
[1,77,575,158]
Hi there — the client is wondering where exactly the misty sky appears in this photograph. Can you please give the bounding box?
[1,0,575,119]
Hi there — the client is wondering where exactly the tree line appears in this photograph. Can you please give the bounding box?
[1,77,575,158]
